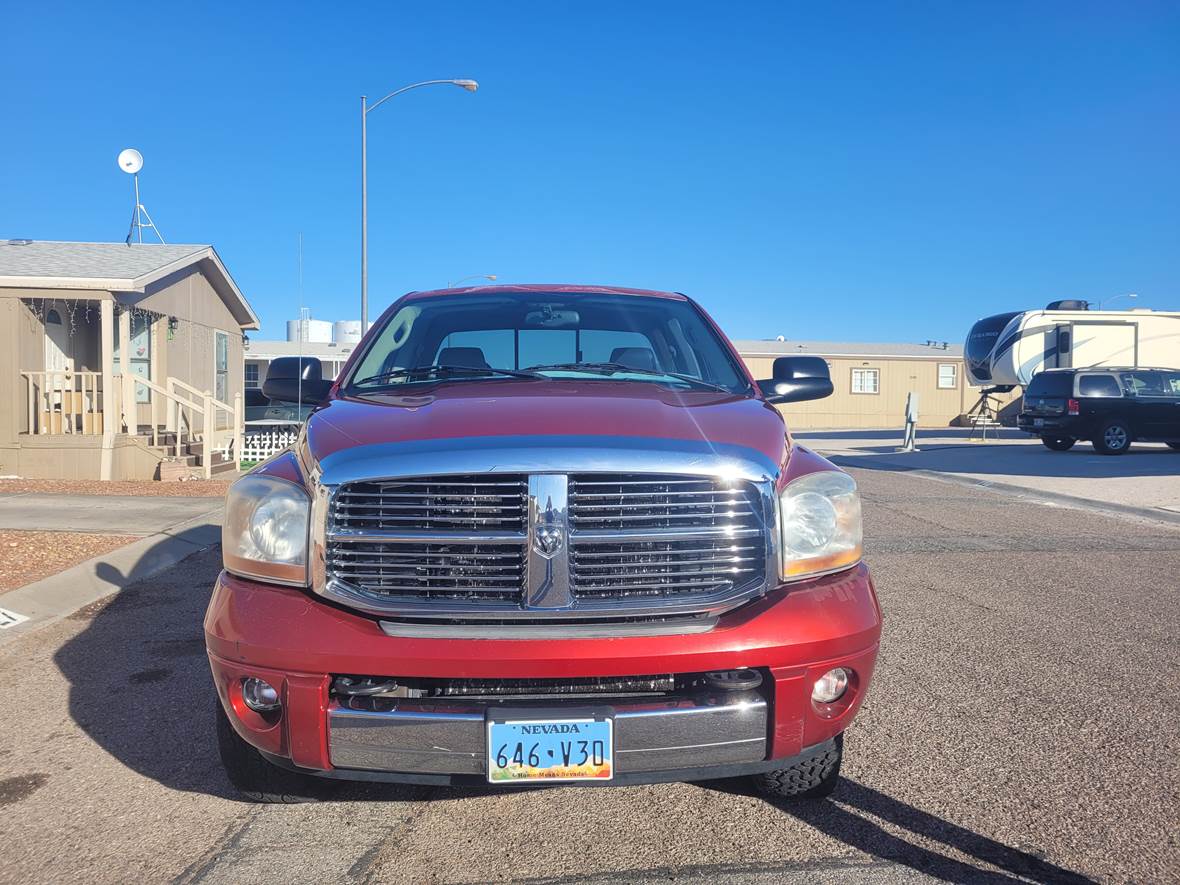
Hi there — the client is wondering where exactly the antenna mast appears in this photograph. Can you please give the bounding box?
[118,149,165,244]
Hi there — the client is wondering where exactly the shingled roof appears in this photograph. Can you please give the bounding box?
[0,240,258,330]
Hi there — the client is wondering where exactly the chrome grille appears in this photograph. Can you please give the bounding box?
[326,541,525,601]
[322,471,770,618]
[331,475,527,532]
[568,474,766,600]
[568,475,761,531]
[571,538,763,599]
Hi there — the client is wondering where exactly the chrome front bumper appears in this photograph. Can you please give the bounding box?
[326,691,768,779]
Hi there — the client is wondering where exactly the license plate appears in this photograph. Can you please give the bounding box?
[487,716,613,783]
[1033,418,1044,427]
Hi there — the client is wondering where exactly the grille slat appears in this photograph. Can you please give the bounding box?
[567,473,767,602]
[332,474,526,534]
[326,474,528,602]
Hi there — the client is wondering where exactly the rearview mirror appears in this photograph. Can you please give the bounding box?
[758,356,834,404]
[262,356,333,405]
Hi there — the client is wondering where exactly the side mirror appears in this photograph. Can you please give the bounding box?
[758,356,834,404]
[262,356,333,405]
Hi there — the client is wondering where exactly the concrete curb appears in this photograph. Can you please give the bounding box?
[0,507,223,648]
[827,455,1180,528]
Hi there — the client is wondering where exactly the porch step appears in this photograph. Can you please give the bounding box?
[134,432,236,476]
[150,450,198,468]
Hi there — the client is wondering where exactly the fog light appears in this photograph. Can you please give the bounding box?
[812,668,849,704]
[242,677,281,712]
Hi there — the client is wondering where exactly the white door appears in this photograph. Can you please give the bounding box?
[44,308,74,374]
[42,308,76,430]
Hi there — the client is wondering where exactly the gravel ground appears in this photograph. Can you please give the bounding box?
[0,478,232,498]
[0,468,1177,883]
[0,530,138,594]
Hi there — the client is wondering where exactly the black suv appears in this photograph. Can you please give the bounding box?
[1018,367,1180,455]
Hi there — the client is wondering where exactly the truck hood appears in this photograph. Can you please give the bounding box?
[302,379,792,480]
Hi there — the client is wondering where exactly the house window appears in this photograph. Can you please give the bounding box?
[937,363,958,389]
[851,368,880,394]
[214,331,229,402]
[245,363,260,388]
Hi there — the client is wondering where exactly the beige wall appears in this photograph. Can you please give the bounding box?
[741,353,1005,429]
[0,434,163,480]
[123,267,244,426]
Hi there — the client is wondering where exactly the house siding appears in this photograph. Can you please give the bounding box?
[128,267,244,426]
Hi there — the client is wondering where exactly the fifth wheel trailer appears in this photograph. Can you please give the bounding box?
[965,303,1180,389]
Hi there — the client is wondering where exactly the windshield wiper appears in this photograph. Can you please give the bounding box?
[352,364,545,387]
[525,362,733,393]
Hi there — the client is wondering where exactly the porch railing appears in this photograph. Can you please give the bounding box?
[21,369,242,480]
[20,371,104,435]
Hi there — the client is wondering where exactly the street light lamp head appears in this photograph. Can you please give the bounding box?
[454,79,479,92]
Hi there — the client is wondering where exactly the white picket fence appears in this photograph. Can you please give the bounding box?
[240,427,300,463]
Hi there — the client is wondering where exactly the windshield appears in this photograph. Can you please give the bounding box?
[345,292,751,395]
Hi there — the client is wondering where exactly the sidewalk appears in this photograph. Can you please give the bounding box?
[0,486,224,644]
[796,428,1180,522]
[0,492,223,534]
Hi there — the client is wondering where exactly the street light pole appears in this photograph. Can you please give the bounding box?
[360,79,478,334]
[1098,293,1138,310]
[361,95,368,332]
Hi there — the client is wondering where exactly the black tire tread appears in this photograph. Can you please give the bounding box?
[215,698,323,804]
[1093,418,1132,455]
[753,733,843,799]
[1040,436,1076,452]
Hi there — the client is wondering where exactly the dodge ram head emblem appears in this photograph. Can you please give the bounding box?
[532,506,565,558]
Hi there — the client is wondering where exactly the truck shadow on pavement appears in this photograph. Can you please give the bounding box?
[701,778,1093,884]
[52,541,475,805]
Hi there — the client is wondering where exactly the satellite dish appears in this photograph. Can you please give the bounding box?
[117,148,143,175]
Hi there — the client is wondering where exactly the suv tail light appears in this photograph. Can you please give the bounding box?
[1067,398,1080,416]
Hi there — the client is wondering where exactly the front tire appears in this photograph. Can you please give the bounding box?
[215,698,324,803]
[1093,419,1132,455]
[753,734,843,799]
[1040,436,1076,452]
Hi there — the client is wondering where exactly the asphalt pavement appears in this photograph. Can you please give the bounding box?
[795,429,1180,519]
[1,468,1178,883]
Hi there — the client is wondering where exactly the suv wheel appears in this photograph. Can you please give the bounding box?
[1040,436,1076,452]
[1093,419,1132,455]
[215,699,324,803]
[753,734,843,799]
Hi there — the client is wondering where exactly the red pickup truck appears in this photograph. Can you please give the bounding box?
[205,285,881,801]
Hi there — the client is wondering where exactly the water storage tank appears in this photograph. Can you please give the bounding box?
[286,319,333,343]
[333,320,363,345]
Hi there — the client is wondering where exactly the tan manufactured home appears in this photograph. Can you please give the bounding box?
[0,240,258,480]
[734,339,1015,429]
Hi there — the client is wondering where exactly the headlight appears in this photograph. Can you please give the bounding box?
[779,470,862,580]
[223,475,310,586]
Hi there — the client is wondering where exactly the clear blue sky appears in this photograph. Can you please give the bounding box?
[3,2,1178,342]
